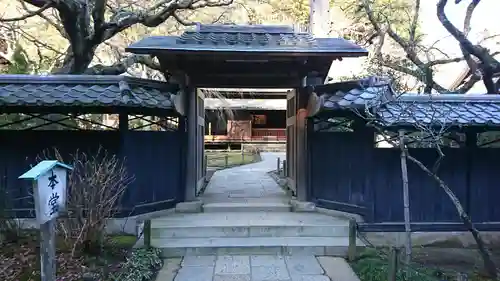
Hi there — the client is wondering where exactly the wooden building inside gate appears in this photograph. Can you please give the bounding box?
[204,97,287,145]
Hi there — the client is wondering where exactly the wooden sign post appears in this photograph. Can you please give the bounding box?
[19,160,73,281]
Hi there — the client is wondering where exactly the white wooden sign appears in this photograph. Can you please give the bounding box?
[36,167,67,224]
[19,160,73,281]
[19,160,73,224]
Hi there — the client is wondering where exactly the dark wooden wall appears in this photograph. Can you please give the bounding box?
[308,129,500,225]
[1,130,185,218]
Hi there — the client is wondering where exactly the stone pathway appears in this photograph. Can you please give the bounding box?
[157,255,361,281]
[158,255,331,281]
[153,152,361,281]
[202,152,288,205]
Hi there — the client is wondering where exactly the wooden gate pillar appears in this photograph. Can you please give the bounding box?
[295,85,310,201]
[183,80,205,201]
[196,90,205,195]
[184,84,196,201]
[286,90,297,195]
[294,76,323,202]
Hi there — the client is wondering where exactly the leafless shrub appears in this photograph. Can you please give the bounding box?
[37,147,135,257]
[0,182,22,244]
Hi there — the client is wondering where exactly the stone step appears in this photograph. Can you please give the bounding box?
[203,202,291,212]
[201,196,290,204]
[151,212,350,238]
[151,224,349,239]
[151,212,349,227]
[153,236,362,258]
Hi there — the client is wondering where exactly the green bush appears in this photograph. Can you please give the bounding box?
[108,248,163,281]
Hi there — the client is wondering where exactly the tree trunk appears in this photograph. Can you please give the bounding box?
[54,1,98,74]
[398,130,412,271]
[54,47,95,74]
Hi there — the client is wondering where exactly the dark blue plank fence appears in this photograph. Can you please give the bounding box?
[122,131,184,215]
[309,130,500,226]
[0,130,184,217]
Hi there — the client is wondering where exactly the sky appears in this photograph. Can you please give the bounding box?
[421,0,499,91]
[329,0,499,92]
[420,0,499,54]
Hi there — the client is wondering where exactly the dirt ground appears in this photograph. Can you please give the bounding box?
[412,246,500,276]
[360,231,500,278]
[0,230,135,281]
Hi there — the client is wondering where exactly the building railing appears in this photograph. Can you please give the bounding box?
[204,135,287,142]
[205,128,287,143]
[252,128,286,138]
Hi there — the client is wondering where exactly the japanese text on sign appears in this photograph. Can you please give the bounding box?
[37,168,67,224]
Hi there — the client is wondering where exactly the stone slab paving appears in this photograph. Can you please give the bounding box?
[317,256,361,281]
[156,256,362,281]
[156,258,181,281]
[157,255,333,281]
[154,151,361,281]
[202,152,288,204]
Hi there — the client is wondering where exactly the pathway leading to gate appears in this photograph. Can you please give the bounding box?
[202,152,290,208]
[154,152,361,281]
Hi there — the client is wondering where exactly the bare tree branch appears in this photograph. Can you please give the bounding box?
[19,0,68,39]
[463,0,478,37]
[173,11,197,26]
[0,1,52,22]
[425,50,500,68]
[83,54,161,75]
[409,0,420,45]
[343,0,497,94]
[362,0,447,93]
[437,0,500,93]
[15,0,233,74]
[457,73,482,93]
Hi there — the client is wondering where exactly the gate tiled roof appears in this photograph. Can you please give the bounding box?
[379,95,500,126]
[0,75,177,110]
[313,76,500,127]
[127,24,367,55]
